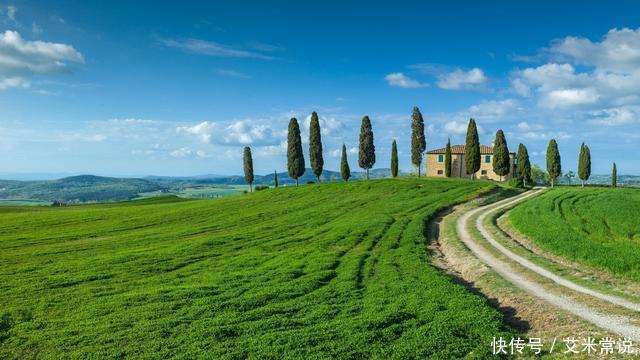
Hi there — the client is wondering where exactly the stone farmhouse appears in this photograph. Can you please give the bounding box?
[425,144,516,181]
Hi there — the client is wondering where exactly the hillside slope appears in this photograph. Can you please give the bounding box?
[509,187,640,280]
[0,179,513,358]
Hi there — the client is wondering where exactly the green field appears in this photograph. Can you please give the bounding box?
[509,187,640,280]
[139,185,248,199]
[0,179,513,358]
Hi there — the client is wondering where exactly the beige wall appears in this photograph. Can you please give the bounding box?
[426,153,515,181]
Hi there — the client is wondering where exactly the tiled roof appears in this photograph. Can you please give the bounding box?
[426,144,515,155]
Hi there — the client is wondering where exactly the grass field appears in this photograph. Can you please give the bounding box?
[0,178,513,359]
[139,185,248,200]
[509,187,640,280]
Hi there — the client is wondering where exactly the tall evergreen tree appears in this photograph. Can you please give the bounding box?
[445,138,452,177]
[492,130,510,181]
[309,111,324,182]
[274,170,278,188]
[390,139,399,178]
[546,139,561,187]
[464,118,481,179]
[243,146,254,192]
[612,162,617,188]
[358,115,376,180]
[577,142,591,187]
[340,144,351,182]
[411,106,426,177]
[516,143,531,187]
[287,117,305,186]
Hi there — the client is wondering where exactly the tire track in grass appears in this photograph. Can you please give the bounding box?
[458,190,640,341]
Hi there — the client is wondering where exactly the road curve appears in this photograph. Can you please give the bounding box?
[457,189,640,340]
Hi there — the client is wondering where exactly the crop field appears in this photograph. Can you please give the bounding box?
[509,187,640,280]
[0,178,513,359]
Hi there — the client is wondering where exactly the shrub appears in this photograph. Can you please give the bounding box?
[254,185,269,192]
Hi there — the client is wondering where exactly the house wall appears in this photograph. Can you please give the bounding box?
[426,153,516,181]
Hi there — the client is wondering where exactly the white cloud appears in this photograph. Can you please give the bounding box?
[161,38,273,59]
[549,28,640,72]
[587,107,637,126]
[0,30,84,90]
[0,76,29,90]
[467,99,520,120]
[437,68,488,90]
[177,120,282,146]
[31,22,43,35]
[543,88,600,108]
[384,72,427,88]
[443,120,468,135]
[7,5,16,21]
[329,146,357,157]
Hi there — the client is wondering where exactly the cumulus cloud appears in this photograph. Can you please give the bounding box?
[0,30,84,90]
[466,99,520,121]
[549,28,640,72]
[437,68,488,90]
[511,28,640,114]
[384,72,427,88]
[161,38,273,59]
[586,107,637,126]
[177,120,282,146]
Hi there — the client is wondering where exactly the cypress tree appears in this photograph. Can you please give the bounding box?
[445,138,452,177]
[464,118,480,179]
[546,139,561,187]
[309,111,324,182]
[274,170,278,188]
[358,115,376,180]
[411,106,426,177]
[577,142,591,187]
[340,144,351,182]
[287,117,305,186]
[243,146,254,192]
[516,143,531,187]
[612,162,617,188]
[492,130,510,182]
[390,139,399,178]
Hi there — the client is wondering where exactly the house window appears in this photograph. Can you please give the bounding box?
[481,170,487,175]
[437,169,443,175]
[485,155,491,163]
[438,154,444,163]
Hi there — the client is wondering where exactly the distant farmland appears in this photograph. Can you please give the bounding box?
[509,187,640,280]
[0,179,513,358]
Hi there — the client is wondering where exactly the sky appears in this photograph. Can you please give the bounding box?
[1,0,640,177]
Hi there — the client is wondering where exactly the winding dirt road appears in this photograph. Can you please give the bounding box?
[456,189,640,340]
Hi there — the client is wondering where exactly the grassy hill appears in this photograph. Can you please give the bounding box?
[0,178,513,358]
[509,187,640,280]
[0,175,162,203]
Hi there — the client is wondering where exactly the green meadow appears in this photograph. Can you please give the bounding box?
[0,178,513,359]
[509,187,640,280]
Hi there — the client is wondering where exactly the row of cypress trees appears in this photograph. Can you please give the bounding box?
[243,107,429,189]
[243,112,617,190]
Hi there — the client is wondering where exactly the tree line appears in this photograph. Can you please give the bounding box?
[242,109,618,190]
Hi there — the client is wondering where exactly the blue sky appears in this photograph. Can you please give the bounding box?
[1,1,640,177]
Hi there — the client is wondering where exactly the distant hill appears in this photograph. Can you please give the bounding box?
[559,174,640,186]
[0,175,163,203]
[159,168,394,185]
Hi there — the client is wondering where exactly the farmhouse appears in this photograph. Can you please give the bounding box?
[425,144,516,181]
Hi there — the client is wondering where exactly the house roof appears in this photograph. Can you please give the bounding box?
[426,144,515,155]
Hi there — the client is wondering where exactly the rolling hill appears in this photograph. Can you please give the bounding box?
[0,178,513,358]
[0,175,163,203]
